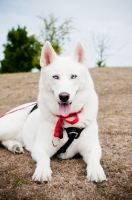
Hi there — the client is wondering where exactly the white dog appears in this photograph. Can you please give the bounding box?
[0,41,106,183]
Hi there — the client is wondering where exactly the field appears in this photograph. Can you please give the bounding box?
[0,68,132,200]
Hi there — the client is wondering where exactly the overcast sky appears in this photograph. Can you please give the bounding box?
[0,0,132,67]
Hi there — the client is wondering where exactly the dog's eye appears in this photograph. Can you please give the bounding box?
[52,75,59,79]
[71,75,77,79]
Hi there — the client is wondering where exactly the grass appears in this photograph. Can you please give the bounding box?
[0,68,132,200]
[42,197,51,200]
[15,179,27,187]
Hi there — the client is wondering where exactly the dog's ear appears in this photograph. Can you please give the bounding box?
[72,41,87,65]
[40,41,57,67]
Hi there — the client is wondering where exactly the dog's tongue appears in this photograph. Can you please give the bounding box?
[59,103,71,117]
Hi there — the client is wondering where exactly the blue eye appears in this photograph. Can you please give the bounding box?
[71,75,77,79]
[52,75,59,79]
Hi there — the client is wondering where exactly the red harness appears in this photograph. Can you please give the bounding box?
[54,109,82,139]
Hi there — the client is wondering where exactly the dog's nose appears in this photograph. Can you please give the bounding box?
[59,92,70,102]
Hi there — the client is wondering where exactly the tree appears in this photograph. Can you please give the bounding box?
[0,26,41,73]
[91,32,115,67]
[38,14,74,54]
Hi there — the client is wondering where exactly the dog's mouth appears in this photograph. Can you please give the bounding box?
[58,102,72,117]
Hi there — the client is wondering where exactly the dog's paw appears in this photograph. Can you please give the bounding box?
[32,165,52,183]
[12,145,24,154]
[86,163,107,182]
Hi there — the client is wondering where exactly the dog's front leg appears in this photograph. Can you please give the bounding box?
[81,144,106,182]
[31,144,52,183]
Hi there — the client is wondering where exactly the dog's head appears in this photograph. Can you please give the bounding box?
[39,41,94,116]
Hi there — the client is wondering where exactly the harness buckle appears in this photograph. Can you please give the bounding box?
[54,127,85,156]
[68,131,78,138]
[75,133,78,138]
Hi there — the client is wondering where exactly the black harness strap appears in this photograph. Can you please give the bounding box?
[55,127,84,156]
[29,104,85,156]
[30,103,38,113]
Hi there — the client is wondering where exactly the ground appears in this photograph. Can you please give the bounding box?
[0,68,132,200]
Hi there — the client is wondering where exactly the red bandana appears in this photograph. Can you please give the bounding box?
[54,109,82,139]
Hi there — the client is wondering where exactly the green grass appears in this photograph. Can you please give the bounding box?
[15,178,27,186]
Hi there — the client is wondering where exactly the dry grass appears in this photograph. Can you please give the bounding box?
[0,68,132,200]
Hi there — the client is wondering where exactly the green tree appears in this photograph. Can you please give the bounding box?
[0,26,41,73]
[38,14,74,54]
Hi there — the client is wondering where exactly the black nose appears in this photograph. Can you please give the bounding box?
[59,92,70,102]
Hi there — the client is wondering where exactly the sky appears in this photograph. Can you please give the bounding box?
[0,0,132,67]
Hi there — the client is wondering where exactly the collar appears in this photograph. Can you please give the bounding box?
[54,109,82,139]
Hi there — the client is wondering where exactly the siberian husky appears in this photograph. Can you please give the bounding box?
[0,41,106,183]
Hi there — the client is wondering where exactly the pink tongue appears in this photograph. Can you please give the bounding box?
[59,103,71,117]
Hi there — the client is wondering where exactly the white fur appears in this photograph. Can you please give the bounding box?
[0,41,106,183]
